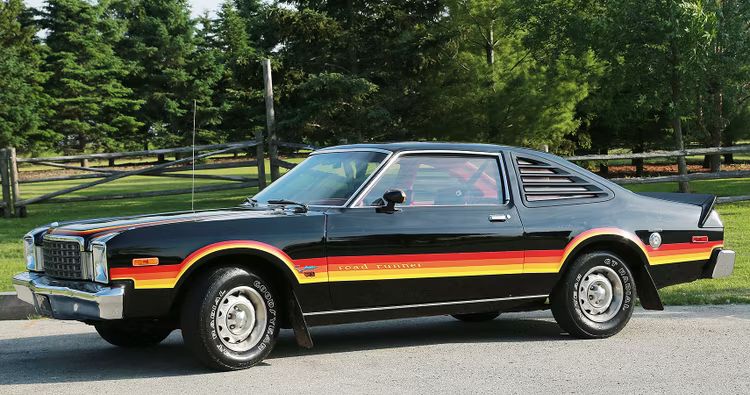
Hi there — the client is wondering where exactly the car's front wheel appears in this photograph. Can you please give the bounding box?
[551,251,636,338]
[180,266,280,371]
[94,319,173,347]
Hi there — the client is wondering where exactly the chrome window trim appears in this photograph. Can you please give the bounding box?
[347,149,510,208]
[303,294,548,316]
[311,147,393,156]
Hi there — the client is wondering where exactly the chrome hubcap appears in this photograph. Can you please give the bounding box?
[578,266,623,323]
[215,286,267,352]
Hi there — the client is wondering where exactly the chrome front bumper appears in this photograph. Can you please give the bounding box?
[709,249,735,279]
[12,272,124,320]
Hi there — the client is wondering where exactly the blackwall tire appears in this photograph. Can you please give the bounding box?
[451,312,500,322]
[94,320,173,348]
[551,251,636,339]
[180,266,280,371]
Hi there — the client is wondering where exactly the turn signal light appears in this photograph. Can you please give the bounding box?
[692,236,709,244]
[132,257,159,266]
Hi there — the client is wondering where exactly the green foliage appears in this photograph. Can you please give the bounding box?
[43,0,143,152]
[213,1,265,143]
[0,0,748,157]
[0,0,53,151]
[420,1,594,153]
[279,72,381,143]
[113,0,197,148]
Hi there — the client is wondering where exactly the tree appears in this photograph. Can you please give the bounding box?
[214,1,265,143]
[114,0,196,148]
[593,1,718,191]
[268,1,447,144]
[182,13,224,144]
[693,0,750,171]
[43,0,142,152]
[415,0,593,153]
[0,0,53,151]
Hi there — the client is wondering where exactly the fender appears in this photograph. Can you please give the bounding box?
[112,240,328,290]
[557,228,664,311]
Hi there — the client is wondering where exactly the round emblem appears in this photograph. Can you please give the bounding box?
[649,232,662,249]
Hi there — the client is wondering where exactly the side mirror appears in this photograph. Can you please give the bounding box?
[377,189,406,213]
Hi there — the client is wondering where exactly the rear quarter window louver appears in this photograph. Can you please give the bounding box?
[516,156,610,203]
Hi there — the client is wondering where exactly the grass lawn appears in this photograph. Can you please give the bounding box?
[0,164,747,305]
[627,179,750,304]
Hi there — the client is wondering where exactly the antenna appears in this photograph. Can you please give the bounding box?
[191,99,197,212]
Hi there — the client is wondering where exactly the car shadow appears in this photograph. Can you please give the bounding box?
[0,314,566,384]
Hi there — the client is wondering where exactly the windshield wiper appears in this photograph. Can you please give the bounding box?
[267,199,309,213]
[242,197,259,207]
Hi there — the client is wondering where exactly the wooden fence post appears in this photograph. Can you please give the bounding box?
[262,58,280,181]
[8,148,21,217]
[0,149,12,218]
[677,152,690,193]
[255,130,267,190]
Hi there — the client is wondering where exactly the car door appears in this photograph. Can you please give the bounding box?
[324,151,528,309]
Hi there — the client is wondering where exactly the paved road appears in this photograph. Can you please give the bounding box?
[0,306,748,394]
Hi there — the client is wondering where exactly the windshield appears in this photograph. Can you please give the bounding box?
[253,151,388,206]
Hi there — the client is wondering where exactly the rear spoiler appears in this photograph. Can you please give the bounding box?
[637,192,717,227]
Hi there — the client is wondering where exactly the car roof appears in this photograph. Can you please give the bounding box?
[315,142,517,154]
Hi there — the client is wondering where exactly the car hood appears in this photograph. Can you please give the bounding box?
[43,207,301,241]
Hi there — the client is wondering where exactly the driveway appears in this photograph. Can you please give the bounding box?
[0,306,748,393]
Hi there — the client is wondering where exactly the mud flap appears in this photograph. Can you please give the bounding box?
[634,263,664,310]
[288,289,314,348]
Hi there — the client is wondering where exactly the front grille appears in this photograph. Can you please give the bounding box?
[43,239,84,279]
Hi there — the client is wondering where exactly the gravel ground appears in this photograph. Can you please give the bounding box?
[0,305,748,394]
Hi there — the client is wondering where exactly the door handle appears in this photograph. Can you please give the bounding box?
[488,214,511,222]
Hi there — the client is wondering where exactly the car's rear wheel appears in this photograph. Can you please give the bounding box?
[451,312,500,322]
[94,320,173,348]
[180,266,280,371]
[551,251,636,339]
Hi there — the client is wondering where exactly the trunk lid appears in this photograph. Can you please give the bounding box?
[637,192,717,227]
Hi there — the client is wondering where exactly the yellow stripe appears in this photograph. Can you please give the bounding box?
[329,264,525,282]
[114,241,328,289]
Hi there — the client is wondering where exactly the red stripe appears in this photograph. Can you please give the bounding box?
[646,241,722,253]
[525,250,565,258]
[294,257,328,266]
[111,238,723,282]
[327,251,524,266]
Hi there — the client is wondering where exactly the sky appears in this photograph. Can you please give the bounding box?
[25,0,222,17]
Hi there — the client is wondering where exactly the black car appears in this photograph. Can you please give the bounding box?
[13,142,735,370]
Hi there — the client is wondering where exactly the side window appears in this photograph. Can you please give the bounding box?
[358,155,504,207]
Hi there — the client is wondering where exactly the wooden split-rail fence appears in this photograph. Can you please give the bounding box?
[0,141,748,218]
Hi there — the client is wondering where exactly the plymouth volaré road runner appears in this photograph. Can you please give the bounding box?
[13,142,735,370]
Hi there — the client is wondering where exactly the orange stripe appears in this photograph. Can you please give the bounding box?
[110,230,723,289]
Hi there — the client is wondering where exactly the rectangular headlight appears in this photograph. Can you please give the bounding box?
[23,236,42,272]
[92,242,108,283]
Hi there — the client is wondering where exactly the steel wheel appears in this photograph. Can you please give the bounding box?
[577,265,624,323]
[215,286,268,352]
